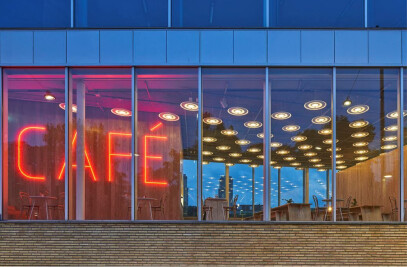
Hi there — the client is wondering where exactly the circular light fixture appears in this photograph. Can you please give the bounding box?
[257,133,274,139]
[296,167,304,170]
[111,108,132,117]
[290,162,301,166]
[384,125,398,132]
[271,112,291,120]
[343,97,352,107]
[221,129,238,136]
[203,137,217,142]
[347,105,369,115]
[276,150,290,155]
[309,158,321,163]
[239,159,252,163]
[298,144,312,150]
[355,156,369,161]
[291,135,307,142]
[225,163,234,167]
[313,164,324,168]
[202,161,209,165]
[323,139,338,145]
[244,121,262,128]
[337,165,347,170]
[282,125,300,132]
[312,116,331,125]
[274,166,282,169]
[229,153,242,158]
[284,156,296,161]
[353,142,369,147]
[327,147,341,152]
[59,103,78,113]
[216,146,230,151]
[248,148,261,153]
[257,155,264,159]
[44,91,55,101]
[304,152,317,157]
[202,151,213,156]
[159,112,179,122]
[304,100,327,111]
[318,129,332,135]
[386,110,407,119]
[270,142,282,148]
[228,107,248,116]
[213,157,225,162]
[351,132,369,138]
[336,160,345,164]
[383,136,397,142]
[317,169,327,172]
[249,164,258,168]
[334,154,344,158]
[381,144,397,150]
[349,120,369,128]
[354,150,368,154]
[270,161,277,165]
[180,101,198,111]
[203,117,222,125]
[235,140,250,145]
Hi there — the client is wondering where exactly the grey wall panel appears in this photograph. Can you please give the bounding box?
[200,30,233,65]
[34,31,66,65]
[268,30,300,64]
[100,30,133,65]
[335,31,368,65]
[67,31,100,65]
[234,30,267,64]
[301,31,334,64]
[167,31,199,64]
[402,31,407,66]
[134,30,166,65]
[369,31,402,65]
[0,31,33,64]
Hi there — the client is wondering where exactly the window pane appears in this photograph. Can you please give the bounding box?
[368,0,407,28]
[172,0,264,28]
[269,68,332,221]
[202,68,264,221]
[403,68,407,221]
[2,68,65,220]
[71,68,132,220]
[136,68,198,220]
[336,68,399,222]
[270,0,364,28]
[0,1,70,28]
[75,0,167,27]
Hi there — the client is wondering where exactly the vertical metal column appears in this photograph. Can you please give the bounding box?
[131,67,138,220]
[364,0,368,28]
[252,167,255,216]
[71,0,74,28]
[264,0,270,27]
[303,168,309,204]
[331,67,337,222]
[168,0,172,27]
[398,67,404,221]
[263,68,271,221]
[197,67,203,221]
[0,67,2,220]
[326,170,330,200]
[64,67,72,221]
[76,80,86,220]
[277,169,281,206]
[225,165,230,205]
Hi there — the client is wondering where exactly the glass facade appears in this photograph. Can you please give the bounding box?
[368,0,407,28]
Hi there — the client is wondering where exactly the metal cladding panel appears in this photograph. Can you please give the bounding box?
[268,30,300,64]
[100,30,133,65]
[167,30,199,64]
[234,30,267,64]
[369,30,402,65]
[401,31,407,66]
[34,31,66,65]
[301,30,334,64]
[134,30,166,64]
[335,31,368,64]
[0,31,33,64]
[67,30,100,64]
[200,30,233,65]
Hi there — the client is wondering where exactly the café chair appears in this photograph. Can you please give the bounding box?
[19,192,39,219]
[389,196,398,221]
[48,192,65,220]
[312,195,326,221]
[152,195,167,220]
[224,195,239,220]
[202,199,213,220]
[339,196,352,221]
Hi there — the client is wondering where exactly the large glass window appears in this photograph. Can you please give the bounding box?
[0,1,70,28]
[403,68,407,221]
[368,0,407,28]
[136,68,198,220]
[336,68,399,222]
[70,68,132,220]
[270,0,364,28]
[2,68,65,220]
[172,0,265,28]
[75,0,167,28]
[269,68,332,221]
[202,68,264,221]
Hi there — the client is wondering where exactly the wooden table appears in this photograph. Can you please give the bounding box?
[29,196,57,220]
[349,205,383,221]
[204,198,228,220]
[270,203,312,221]
[138,197,157,220]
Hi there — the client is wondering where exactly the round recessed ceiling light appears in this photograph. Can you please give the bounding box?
[284,156,296,161]
[270,161,277,165]
[111,108,132,117]
[336,160,345,164]
[44,91,56,101]
[257,155,264,159]
[298,144,312,150]
[271,111,291,120]
[226,163,234,167]
[270,142,282,148]
[59,103,78,113]
[353,142,369,147]
[327,147,341,152]
[347,105,369,115]
[304,100,327,111]
[323,139,338,144]
[386,110,407,119]
[229,153,242,158]
[213,157,225,162]
[290,162,301,166]
[351,132,369,138]
[384,125,398,132]
[382,144,397,150]
[202,151,213,156]
[203,137,217,142]
[159,112,179,122]
[309,158,321,163]
[354,150,368,154]
[228,107,248,116]
[235,140,250,145]
[249,164,258,168]
[382,136,397,142]
[239,159,252,163]
[180,101,198,111]
[313,164,324,168]
[244,121,262,128]
[276,150,290,155]
[247,148,261,153]
[355,156,368,161]
[337,165,347,170]
[304,152,317,157]
[274,166,282,169]
[202,161,209,165]
[221,129,238,136]
[203,117,222,125]
[318,129,332,135]
[349,120,369,128]
[317,169,327,172]
[291,135,307,142]
[282,125,300,132]
[256,133,274,139]
[216,146,230,151]
[312,116,331,125]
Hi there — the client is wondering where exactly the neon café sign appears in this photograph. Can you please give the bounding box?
[16,122,168,186]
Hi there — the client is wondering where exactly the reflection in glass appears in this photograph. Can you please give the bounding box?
[368,0,407,28]
[403,68,407,221]
[3,68,65,220]
[202,68,264,221]
[337,68,399,222]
